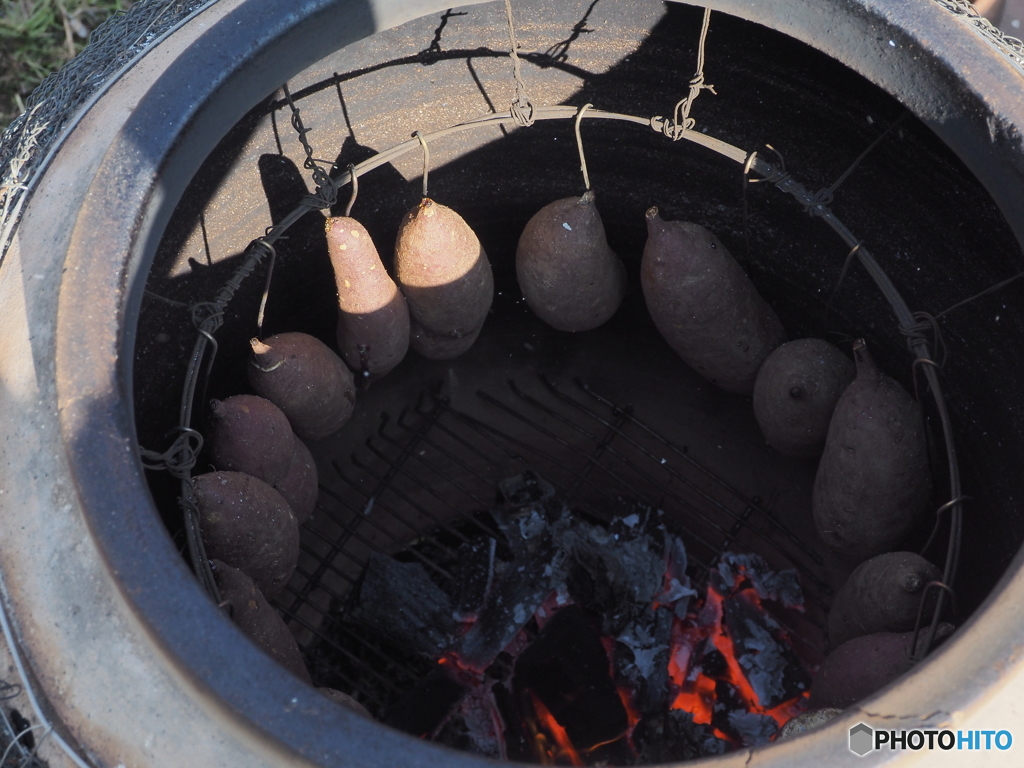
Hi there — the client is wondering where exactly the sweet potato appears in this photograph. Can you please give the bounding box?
[808,624,953,709]
[753,339,855,457]
[248,332,356,441]
[641,208,786,394]
[394,197,493,355]
[207,395,294,485]
[813,339,932,563]
[212,559,311,683]
[272,436,318,525]
[408,316,483,361]
[194,471,299,597]
[827,551,941,648]
[515,191,626,331]
[777,709,842,741]
[325,216,410,379]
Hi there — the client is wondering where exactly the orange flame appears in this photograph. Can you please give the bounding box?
[529,694,583,766]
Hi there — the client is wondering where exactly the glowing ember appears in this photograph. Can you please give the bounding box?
[530,694,584,766]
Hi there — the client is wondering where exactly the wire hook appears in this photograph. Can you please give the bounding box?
[344,163,359,217]
[574,103,593,191]
[414,131,430,198]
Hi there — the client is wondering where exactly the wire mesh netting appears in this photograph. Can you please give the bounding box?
[276,374,830,715]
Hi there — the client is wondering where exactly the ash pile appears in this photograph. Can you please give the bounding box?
[342,471,811,764]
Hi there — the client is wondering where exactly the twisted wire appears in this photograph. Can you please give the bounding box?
[504,0,536,127]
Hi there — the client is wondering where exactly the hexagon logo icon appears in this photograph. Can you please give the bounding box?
[849,723,874,756]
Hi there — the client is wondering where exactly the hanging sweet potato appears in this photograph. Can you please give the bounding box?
[827,551,941,648]
[813,339,932,563]
[641,208,786,394]
[394,198,493,358]
[194,470,299,597]
[207,395,295,485]
[325,216,409,379]
[212,559,311,683]
[753,338,855,457]
[272,436,318,525]
[248,332,356,441]
[515,191,626,331]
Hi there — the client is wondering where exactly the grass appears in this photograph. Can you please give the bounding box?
[1,0,133,131]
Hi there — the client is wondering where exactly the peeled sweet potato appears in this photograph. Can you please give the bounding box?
[394,198,493,357]
[753,339,855,457]
[212,559,311,683]
[194,471,299,597]
[641,208,786,394]
[208,395,294,485]
[808,624,953,709]
[248,332,356,441]
[409,316,483,361]
[813,339,932,563]
[272,436,318,525]
[827,551,941,648]
[515,191,626,331]
[325,216,410,379]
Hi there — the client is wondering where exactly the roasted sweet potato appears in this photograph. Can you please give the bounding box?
[212,559,311,683]
[408,317,483,361]
[641,208,786,394]
[194,471,299,597]
[515,191,626,332]
[325,216,410,379]
[777,709,842,741]
[207,395,294,485]
[394,198,493,356]
[827,551,941,648]
[809,624,953,709]
[753,339,855,457]
[272,436,318,525]
[813,339,932,563]
[249,332,356,441]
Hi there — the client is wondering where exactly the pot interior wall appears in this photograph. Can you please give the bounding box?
[134,0,1024,738]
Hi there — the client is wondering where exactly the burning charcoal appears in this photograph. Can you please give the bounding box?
[454,537,498,619]
[711,552,804,610]
[492,682,534,763]
[348,552,456,656]
[657,534,698,617]
[634,710,728,762]
[721,592,811,708]
[616,604,673,715]
[696,642,728,679]
[726,710,778,746]
[559,520,664,635]
[513,605,628,751]
[457,536,564,670]
[498,470,555,507]
[436,681,505,758]
[385,665,472,737]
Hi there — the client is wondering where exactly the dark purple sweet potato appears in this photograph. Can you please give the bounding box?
[394,198,493,351]
[194,471,299,597]
[318,687,372,718]
[325,216,410,379]
[212,560,311,683]
[812,339,932,563]
[641,208,786,394]
[207,395,294,485]
[248,332,356,441]
[272,436,317,525]
[809,624,954,709]
[515,191,626,332]
[408,317,483,360]
[753,339,855,457]
[828,552,942,649]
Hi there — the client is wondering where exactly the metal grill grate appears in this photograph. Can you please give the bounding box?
[272,374,830,716]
